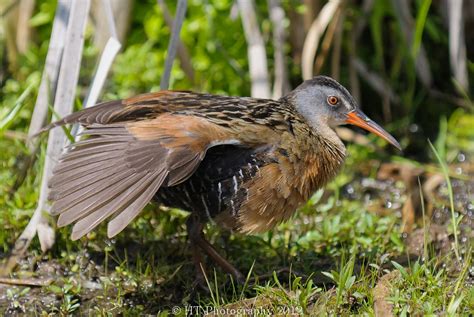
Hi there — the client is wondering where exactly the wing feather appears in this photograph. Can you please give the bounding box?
[51,168,135,215]
[44,97,243,239]
[106,171,168,238]
[70,170,166,239]
[49,161,118,189]
[49,165,119,200]
[61,142,125,160]
[57,171,144,228]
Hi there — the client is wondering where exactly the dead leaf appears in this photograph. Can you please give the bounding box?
[0,277,53,287]
[406,224,450,257]
[373,270,401,317]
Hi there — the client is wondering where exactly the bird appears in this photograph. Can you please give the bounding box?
[41,76,400,282]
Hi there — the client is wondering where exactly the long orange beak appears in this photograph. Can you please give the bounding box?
[345,110,401,150]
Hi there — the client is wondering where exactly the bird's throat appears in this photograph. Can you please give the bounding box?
[280,122,346,202]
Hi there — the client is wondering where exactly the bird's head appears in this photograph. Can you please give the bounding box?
[286,76,401,150]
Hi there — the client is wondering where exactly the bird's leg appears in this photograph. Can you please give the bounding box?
[190,237,207,287]
[186,217,244,283]
[186,216,211,288]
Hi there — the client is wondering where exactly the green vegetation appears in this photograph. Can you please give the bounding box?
[0,0,473,315]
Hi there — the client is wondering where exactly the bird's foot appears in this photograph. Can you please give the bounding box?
[191,247,210,292]
[192,271,210,293]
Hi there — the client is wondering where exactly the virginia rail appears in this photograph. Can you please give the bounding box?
[42,76,400,281]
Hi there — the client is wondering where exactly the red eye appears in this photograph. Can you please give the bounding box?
[327,96,339,106]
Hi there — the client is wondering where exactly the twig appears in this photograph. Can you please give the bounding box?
[302,0,341,80]
[101,0,117,39]
[237,0,271,98]
[26,0,71,151]
[314,7,341,75]
[38,0,91,247]
[74,0,122,138]
[330,7,344,80]
[5,0,72,271]
[83,38,121,110]
[158,0,195,84]
[91,0,132,51]
[268,0,290,99]
[77,0,121,126]
[447,0,469,91]
[16,0,35,53]
[159,0,187,91]
[1,0,91,276]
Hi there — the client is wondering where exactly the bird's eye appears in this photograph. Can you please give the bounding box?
[327,96,339,106]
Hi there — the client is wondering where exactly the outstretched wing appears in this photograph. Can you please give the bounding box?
[45,92,239,240]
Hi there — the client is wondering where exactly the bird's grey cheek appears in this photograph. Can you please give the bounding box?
[328,113,346,127]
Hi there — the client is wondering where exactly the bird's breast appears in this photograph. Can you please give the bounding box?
[210,137,345,234]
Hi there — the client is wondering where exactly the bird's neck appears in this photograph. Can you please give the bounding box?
[288,121,346,199]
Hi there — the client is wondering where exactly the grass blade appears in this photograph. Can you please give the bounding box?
[428,139,459,259]
[0,84,34,131]
[411,0,431,58]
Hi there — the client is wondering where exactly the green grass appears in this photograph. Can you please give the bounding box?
[0,132,472,314]
[428,140,460,259]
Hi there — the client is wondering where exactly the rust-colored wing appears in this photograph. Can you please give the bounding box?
[45,92,241,240]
